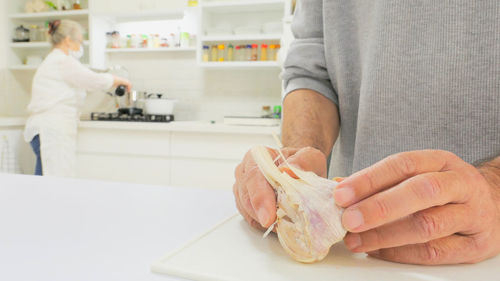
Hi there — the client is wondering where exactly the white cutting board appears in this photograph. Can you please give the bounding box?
[152,214,500,281]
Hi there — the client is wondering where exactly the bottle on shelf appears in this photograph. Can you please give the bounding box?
[180,32,190,48]
[260,44,268,61]
[245,44,252,61]
[210,45,218,61]
[250,44,258,61]
[217,44,225,62]
[202,45,210,62]
[275,44,281,61]
[73,0,82,9]
[234,45,241,61]
[227,44,234,61]
[269,44,276,61]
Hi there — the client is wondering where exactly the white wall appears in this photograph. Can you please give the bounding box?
[0,0,34,116]
[85,52,282,121]
[0,0,8,114]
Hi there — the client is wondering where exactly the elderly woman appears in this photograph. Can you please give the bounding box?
[24,20,131,177]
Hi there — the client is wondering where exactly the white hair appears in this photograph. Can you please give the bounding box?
[49,20,84,46]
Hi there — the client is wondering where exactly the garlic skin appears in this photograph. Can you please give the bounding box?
[251,145,347,263]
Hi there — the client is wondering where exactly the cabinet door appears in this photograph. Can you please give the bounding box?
[170,132,277,189]
[76,153,171,186]
[170,157,239,190]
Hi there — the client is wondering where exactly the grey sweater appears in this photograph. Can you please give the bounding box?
[282,0,500,177]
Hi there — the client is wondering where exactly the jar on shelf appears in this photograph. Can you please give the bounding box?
[269,44,276,61]
[202,45,210,62]
[29,25,39,42]
[73,0,82,9]
[210,45,218,61]
[260,44,268,61]
[234,45,241,61]
[250,44,258,61]
[153,34,160,48]
[180,32,190,48]
[131,34,140,48]
[217,44,226,62]
[227,44,234,61]
[245,44,252,61]
[111,31,120,48]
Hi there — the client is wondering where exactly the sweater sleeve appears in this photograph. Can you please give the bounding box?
[59,57,114,92]
[281,0,338,105]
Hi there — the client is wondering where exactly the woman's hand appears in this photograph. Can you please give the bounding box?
[112,75,132,92]
[233,147,328,229]
[335,150,500,265]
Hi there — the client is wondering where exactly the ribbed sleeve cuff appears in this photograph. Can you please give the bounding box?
[284,76,339,105]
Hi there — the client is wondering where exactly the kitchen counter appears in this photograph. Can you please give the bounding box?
[0,117,26,127]
[0,174,237,281]
[79,120,281,135]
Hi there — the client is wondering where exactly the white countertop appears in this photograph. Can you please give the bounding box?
[0,174,237,281]
[0,117,26,127]
[79,120,281,135]
[0,117,280,135]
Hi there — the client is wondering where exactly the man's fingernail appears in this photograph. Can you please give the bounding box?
[343,208,364,231]
[334,187,355,205]
[345,233,362,250]
[257,208,269,226]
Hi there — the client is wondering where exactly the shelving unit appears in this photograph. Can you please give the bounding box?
[10,40,90,49]
[197,0,286,69]
[9,9,90,21]
[105,47,196,53]
[8,65,39,71]
[94,10,185,23]
[7,0,91,72]
[201,0,285,11]
[199,61,280,69]
[201,34,282,42]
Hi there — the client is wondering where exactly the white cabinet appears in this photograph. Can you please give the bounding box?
[0,121,34,175]
[170,131,276,189]
[76,122,279,189]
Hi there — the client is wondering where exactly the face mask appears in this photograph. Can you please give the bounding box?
[69,44,84,60]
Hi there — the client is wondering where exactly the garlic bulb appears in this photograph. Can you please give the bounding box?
[251,145,347,263]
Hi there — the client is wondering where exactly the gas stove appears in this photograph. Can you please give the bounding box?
[90,112,175,123]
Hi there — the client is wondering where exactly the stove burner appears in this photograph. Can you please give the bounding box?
[90,112,174,123]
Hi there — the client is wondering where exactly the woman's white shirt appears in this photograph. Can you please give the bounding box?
[23,49,113,177]
[24,48,113,142]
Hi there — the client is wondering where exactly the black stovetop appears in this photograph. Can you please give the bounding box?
[90,112,175,123]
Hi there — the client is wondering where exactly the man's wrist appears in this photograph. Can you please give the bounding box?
[476,157,500,206]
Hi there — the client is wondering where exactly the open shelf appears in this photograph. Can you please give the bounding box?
[199,61,281,69]
[105,47,196,53]
[9,9,90,21]
[201,34,282,42]
[9,63,90,71]
[202,0,285,12]
[10,41,90,49]
[94,9,185,23]
[8,65,39,71]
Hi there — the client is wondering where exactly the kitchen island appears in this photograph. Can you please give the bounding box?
[0,173,237,281]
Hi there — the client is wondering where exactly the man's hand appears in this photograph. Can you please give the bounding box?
[334,150,500,265]
[233,147,327,229]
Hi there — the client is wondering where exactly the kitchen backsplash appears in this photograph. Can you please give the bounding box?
[81,53,283,121]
